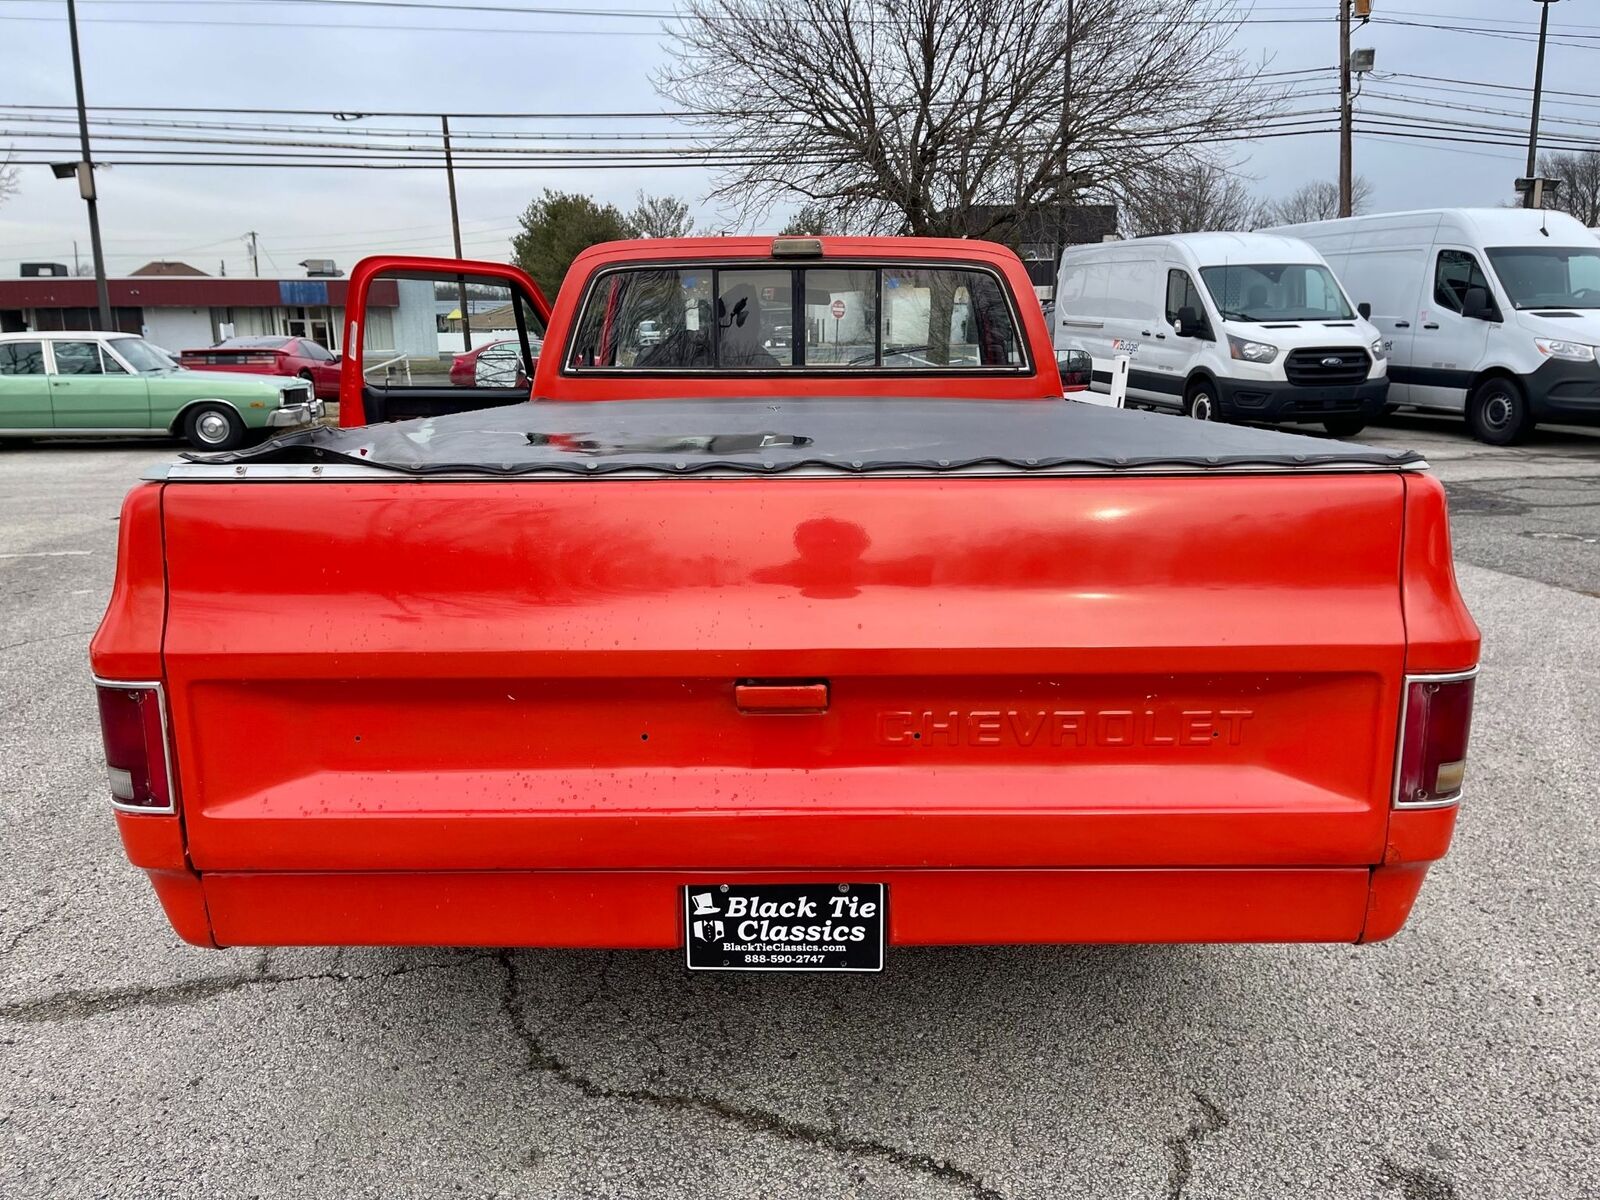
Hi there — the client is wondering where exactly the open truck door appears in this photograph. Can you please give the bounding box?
[338,255,550,426]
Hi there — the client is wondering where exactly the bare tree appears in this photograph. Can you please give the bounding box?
[778,202,838,236]
[1122,163,1271,236]
[1536,150,1600,227]
[0,148,19,208]
[658,0,1282,240]
[627,192,696,238]
[1267,177,1373,225]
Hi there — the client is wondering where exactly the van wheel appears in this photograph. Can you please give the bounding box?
[1322,417,1367,438]
[1466,377,1532,446]
[1185,382,1220,422]
[182,404,246,451]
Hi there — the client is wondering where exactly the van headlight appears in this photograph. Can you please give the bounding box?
[1534,337,1597,363]
[1227,335,1279,364]
[1371,337,1387,360]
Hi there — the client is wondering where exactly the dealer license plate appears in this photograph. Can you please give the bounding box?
[684,883,886,972]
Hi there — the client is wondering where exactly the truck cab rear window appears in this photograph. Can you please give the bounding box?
[567,264,1024,373]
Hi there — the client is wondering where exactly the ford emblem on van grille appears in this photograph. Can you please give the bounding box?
[1321,356,1344,366]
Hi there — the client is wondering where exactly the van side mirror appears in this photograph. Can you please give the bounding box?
[1357,301,1372,320]
[1462,286,1496,322]
[1174,305,1206,339]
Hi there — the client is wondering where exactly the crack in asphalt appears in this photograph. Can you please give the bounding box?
[0,952,497,1024]
[1,898,69,959]
[494,951,1004,1200]
[1378,1158,1459,1200]
[0,628,100,654]
[1164,1092,1228,1200]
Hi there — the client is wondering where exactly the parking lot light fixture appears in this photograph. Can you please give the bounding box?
[1524,0,1560,208]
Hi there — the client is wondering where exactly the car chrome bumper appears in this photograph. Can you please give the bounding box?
[266,398,324,428]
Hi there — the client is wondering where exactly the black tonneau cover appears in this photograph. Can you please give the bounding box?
[192,398,1424,476]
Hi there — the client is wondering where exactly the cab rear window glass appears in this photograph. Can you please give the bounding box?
[568,263,1024,372]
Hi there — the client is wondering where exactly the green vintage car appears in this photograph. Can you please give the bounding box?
[0,331,322,449]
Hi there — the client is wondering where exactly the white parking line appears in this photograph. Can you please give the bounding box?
[0,551,94,559]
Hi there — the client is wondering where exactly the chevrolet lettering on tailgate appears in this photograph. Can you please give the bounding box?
[876,708,1255,748]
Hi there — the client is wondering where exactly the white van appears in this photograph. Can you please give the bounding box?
[1270,208,1600,444]
[1054,232,1389,437]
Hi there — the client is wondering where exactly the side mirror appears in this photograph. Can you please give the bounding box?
[1174,305,1204,338]
[1357,301,1372,320]
[1057,349,1092,393]
[1462,286,1496,322]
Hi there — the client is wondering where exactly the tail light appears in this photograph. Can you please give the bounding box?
[244,353,277,365]
[1394,670,1476,808]
[93,680,175,812]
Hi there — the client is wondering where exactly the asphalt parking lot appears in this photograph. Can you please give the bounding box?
[2,417,1597,1199]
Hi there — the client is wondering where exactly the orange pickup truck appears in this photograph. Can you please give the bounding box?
[90,236,1478,970]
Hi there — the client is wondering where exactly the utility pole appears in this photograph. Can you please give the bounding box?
[1056,0,1075,281]
[65,0,112,331]
[244,230,259,276]
[1524,0,1558,208]
[1339,0,1353,218]
[441,115,472,352]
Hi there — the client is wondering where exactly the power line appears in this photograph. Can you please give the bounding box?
[0,11,663,36]
[17,0,1346,26]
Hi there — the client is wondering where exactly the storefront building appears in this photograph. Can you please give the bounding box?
[0,272,435,358]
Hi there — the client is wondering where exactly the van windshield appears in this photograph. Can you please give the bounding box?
[1485,246,1600,309]
[1198,264,1354,322]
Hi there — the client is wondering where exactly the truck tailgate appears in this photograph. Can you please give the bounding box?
[158,474,1406,872]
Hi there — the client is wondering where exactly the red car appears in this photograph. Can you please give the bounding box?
[92,237,1479,961]
[181,336,342,401]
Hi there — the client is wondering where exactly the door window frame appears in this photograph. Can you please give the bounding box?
[1433,248,1496,316]
[1164,268,1213,339]
[46,338,116,377]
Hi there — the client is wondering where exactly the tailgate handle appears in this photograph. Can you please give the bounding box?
[734,682,829,714]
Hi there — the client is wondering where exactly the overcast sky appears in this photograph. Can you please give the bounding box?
[2,0,1596,277]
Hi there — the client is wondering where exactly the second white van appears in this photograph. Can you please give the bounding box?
[1271,207,1600,444]
[1054,232,1389,437]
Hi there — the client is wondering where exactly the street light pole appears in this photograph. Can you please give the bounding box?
[65,0,112,331]
[441,114,471,352]
[1056,0,1075,277]
[1339,0,1353,218]
[1524,0,1558,208]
